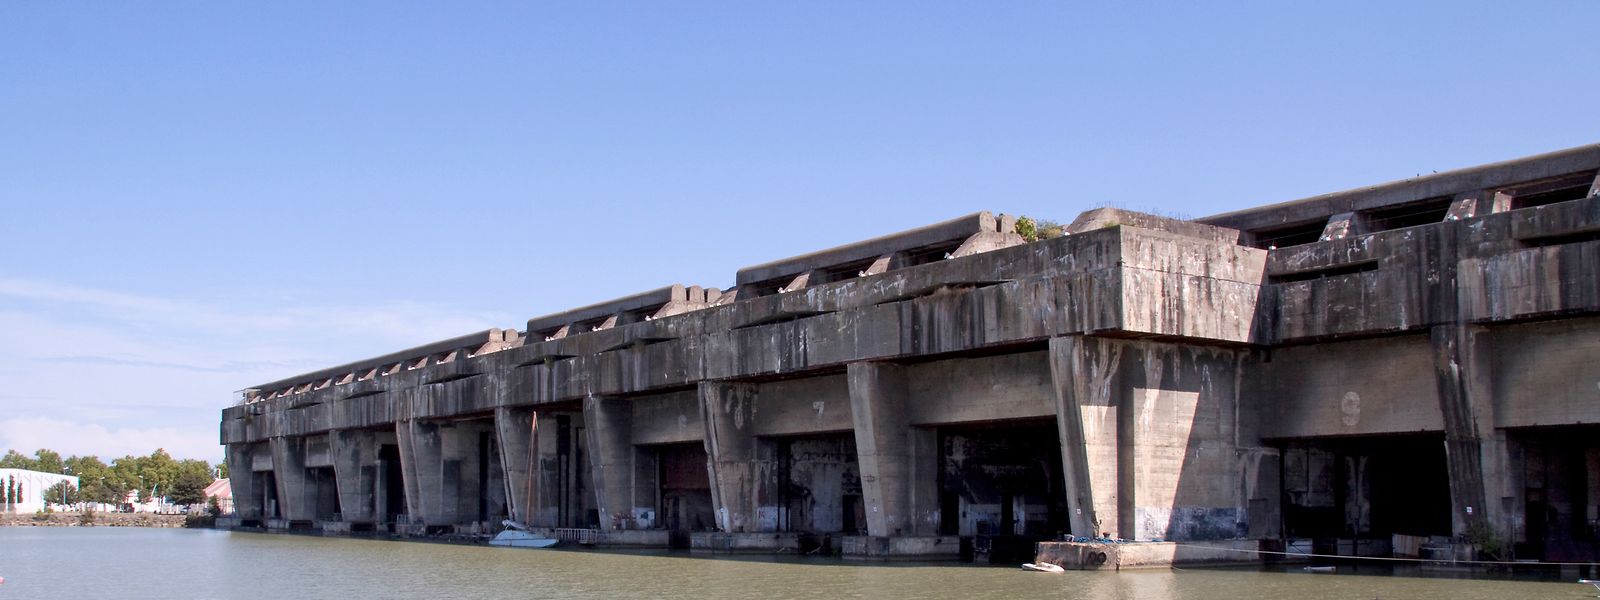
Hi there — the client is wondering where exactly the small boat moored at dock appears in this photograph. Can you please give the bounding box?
[489,521,559,549]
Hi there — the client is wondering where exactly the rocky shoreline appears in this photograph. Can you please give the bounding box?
[0,512,188,528]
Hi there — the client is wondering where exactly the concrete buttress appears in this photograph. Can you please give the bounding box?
[699,381,774,532]
[494,407,537,524]
[225,443,263,521]
[848,362,939,536]
[395,419,446,525]
[1048,336,1124,539]
[270,436,314,523]
[1430,324,1510,538]
[329,430,378,524]
[585,395,639,531]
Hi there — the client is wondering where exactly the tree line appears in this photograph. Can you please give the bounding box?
[0,448,223,506]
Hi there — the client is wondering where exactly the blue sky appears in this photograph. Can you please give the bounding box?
[2,2,1598,462]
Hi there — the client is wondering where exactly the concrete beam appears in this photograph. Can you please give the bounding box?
[1200,143,1600,232]
[248,329,515,401]
[1319,212,1371,241]
[526,285,719,337]
[735,211,1009,287]
[1444,192,1481,221]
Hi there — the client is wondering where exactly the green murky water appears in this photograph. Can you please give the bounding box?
[0,528,1589,599]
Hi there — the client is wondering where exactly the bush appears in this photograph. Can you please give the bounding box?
[78,508,96,526]
[1015,215,1065,243]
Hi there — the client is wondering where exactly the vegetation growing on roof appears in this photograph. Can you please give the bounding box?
[1015,216,1065,243]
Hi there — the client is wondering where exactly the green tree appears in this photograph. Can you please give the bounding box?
[141,449,180,500]
[1,449,35,470]
[216,460,229,480]
[169,459,214,505]
[46,480,73,505]
[33,449,64,474]
[65,455,121,504]
[110,455,145,501]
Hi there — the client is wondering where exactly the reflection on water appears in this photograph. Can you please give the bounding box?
[0,528,1583,600]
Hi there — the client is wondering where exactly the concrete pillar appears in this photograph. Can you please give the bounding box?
[1430,324,1509,539]
[529,411,574,528]
[396,419,490,527]
[269,436,314,523]
[1048,335,1125,539]
[494,407,537,524]
[584,394,639,531]
[329,430,378,524]
[847,362,938,536]
[395,419,445,525]
[225,443,262,520]
[699,381,774,532]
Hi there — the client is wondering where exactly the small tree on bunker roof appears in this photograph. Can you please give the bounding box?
[1015,216,1065,243]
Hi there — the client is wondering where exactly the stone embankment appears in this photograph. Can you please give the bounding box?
[0,512,188,528]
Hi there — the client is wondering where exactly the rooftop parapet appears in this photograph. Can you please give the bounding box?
[238,328,521,404]
[525,284,722,341]
[732,211,1024,298]
[1199,143,1600,249]
[1066,207,1244,244]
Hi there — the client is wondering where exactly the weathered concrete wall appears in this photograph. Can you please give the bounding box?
[1491,316,1600,428]
[750,375,853,437]
[629,391,704,446]
[906,352,1054,426]
[1253,335,1443,438]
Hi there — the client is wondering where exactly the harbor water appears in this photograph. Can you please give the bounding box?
[0,528,1585,599]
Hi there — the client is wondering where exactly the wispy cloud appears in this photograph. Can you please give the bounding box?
[31,354,315,374]
[0,417,223,462]
[0,277,182,314]
[0,275,518,460]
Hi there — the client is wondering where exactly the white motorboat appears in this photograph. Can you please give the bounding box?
[1021,562,1066,573]
[489,520,559,548]
[490,530,559,548]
